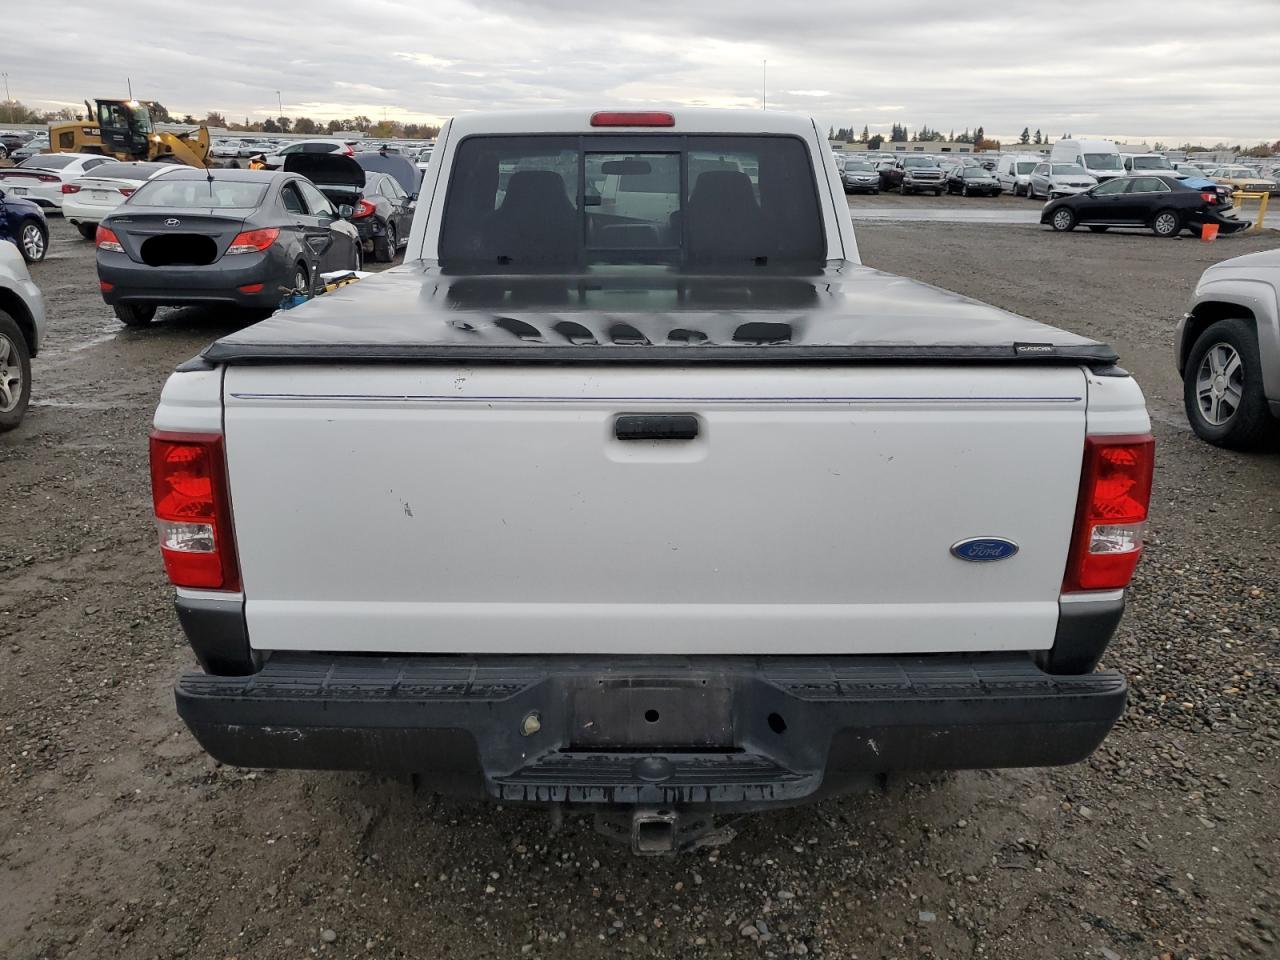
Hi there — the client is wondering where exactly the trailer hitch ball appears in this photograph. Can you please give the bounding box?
[520,711,542,737]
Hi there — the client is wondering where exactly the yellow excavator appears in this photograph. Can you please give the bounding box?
[48,99,212,167]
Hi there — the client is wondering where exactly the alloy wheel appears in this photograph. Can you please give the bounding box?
[21,223,45,261]
[1195,342,1244,425]
[0,334,21,414]
[1154,212,1178,236]
[1052,209,1073,230]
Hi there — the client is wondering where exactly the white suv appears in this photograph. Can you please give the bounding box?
[0,240,47,431]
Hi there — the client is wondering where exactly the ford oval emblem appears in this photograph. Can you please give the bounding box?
[164,218,181,226]
[950,537,1019,562]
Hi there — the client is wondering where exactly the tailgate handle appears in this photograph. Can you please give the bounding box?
[614,414,699,441]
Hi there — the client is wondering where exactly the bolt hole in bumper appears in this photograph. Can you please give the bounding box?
[176,650,1126,815]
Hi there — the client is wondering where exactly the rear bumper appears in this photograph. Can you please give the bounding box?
[98,250,285,308]
[176,652,1126,807]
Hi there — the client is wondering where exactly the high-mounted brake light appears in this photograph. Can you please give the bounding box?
[150,432,240,591]
[1063,434,1154,592]
[590,111,676,128]
[61,183,81,194]
[95,226,124,252]
[226,227,280,254]
[351,198,377,219]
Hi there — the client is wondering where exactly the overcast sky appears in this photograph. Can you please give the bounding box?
[6,0,1279,144]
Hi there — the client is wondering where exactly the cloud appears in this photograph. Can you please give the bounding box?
[4,0,1278,143]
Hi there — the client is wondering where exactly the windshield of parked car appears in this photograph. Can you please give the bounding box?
[128,179,269,208]
[902,157,936,168]
[1216,167,1250,177]
[18,155,75,170]
[1083,153,1123,170]
[844,162,874,172]
[962,167,991,178]
[1015,162,1037,174]
[440,135,824,268]
[1051,164,1088,176]
[1130,156,1172,170]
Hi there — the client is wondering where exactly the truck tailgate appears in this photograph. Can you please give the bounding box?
[222,364,1087,655]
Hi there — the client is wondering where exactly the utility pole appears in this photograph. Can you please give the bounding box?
[276,90,283,119]
[2,73,11,123]
[762,60,767,111]
[127,77,133,99]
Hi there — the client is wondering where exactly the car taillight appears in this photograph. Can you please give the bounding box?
[226,227,280,254]
[37,174,59,183]
[590,111,675,127]
[1200,191,1218,203]
[352,199,376,219]
[95,226,124,252]
[149,432,240,591]
[119,187,135,197]
[1063,434,1154,592]
[61,183,81,194]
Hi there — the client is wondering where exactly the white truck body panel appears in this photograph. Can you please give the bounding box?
[210,363,1119,655]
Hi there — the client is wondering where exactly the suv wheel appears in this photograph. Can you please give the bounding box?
[1183,317,1275,449]
[0,310,32,432]
[374,220,398,262]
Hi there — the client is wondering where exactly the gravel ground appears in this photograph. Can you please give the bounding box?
[1,210,1277,960]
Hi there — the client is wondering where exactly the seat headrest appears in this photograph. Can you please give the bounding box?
[690,170,757,209]
[503,170,571,206]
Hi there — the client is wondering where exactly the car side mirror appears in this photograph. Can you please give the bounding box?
[317,214,335,227]
[337,204,354,218]
[409,192,418,203]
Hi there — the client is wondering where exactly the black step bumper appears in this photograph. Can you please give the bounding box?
[176,653,1126,808]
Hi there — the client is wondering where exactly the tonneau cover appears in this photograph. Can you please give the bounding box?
[202,262,1119,366]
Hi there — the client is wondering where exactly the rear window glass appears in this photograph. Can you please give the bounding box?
[128,179,268,208]
[19,155,75,170]
[440,135,824,268]
[80,161,170,180]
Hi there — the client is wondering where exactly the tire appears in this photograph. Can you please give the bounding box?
[0,310,32,432]
[294,264,311,297]
[933,188,942,196]
[1183,317,1276,449]
[961,185,969,197]
[76,222,98,241]
[113,304,156,327]
[1049,206,1077,231]
[0,145,9,161]
[899,183,908,195]
[373,220,397,262]
[351,241,363,272]
[871,189,879,195]
[1088,225,1109,233]
[1151,208,1182,238]
[18,220,47,263]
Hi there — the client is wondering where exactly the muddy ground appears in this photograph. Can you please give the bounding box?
[1,207,1277,960]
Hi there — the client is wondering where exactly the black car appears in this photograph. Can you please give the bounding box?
[0,187,49,263]
[284,153,415,262]
[0,132,31,161]
[96,168,361,326]
[945,166,1003,198]
[1041,175,1247,238]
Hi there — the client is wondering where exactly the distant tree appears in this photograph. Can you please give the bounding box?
[1,100,45,123]
[351,115,373,131]
[1019,127,1030,144]
[974,126,985,145]
[41,107,77,122]
[1153,141,1166,152]
[867,133,884,150]
[890,122,908,142]
[262,117,280,133]
[275,116,291,133]
[976,138,1002,152]
[147,102,172,122]
[1033,129,1042,145]
[293,116,318,134]
[828,125,835,140]
[204,111,227,128]
[861,125,870,141]
[180,114,197,125]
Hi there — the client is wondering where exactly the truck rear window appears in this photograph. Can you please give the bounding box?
[439,135,824,267]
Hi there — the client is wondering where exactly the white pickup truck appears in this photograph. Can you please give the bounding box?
[156,109,1153,852]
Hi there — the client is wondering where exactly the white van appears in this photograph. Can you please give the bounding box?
[996,154,1042,196]
[1051,139,1124,182]
[1122,153,1186,179]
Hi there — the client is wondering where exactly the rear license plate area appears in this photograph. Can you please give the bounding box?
[570,682,733,749]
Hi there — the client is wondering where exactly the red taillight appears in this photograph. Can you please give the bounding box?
[351,198,377,219]
[99,280,113,292]
[1200,191,1218,203]
[61,183,81,194]
[226,227,280,254]
[237,283,264,293]
[119,187,135,197]
[149,432,240,591]
[590,111,675,127]
[95,225,124,253]
[343,144,354,156]
[37,173,59,183]
[1063,435,1155,592]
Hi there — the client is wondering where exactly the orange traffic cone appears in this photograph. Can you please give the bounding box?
[1201,223,1219,243]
